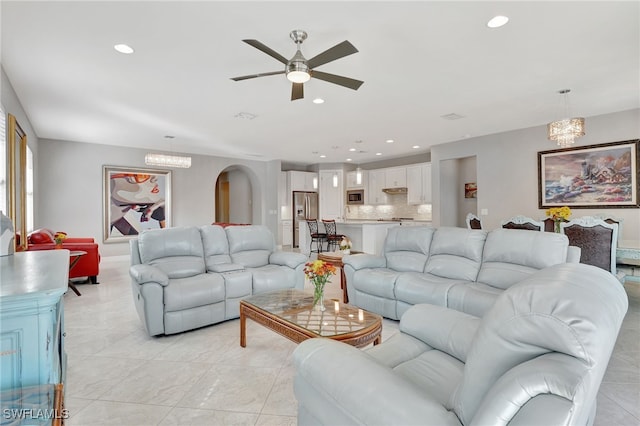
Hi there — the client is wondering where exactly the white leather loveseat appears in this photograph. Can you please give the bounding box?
[129,224,307,336]
[343,226,581,319]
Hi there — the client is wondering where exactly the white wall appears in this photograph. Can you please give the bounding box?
[36,138,279,256]
[228,168,252,224]
[431,108,640,241]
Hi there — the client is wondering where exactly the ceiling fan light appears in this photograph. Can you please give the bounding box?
[287,70,310,83]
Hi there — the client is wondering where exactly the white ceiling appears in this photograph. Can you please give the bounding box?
[2,1,639,166]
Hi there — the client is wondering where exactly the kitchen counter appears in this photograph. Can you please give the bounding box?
[299,220,432,256]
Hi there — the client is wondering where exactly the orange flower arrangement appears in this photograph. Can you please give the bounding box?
[304,260,336,310]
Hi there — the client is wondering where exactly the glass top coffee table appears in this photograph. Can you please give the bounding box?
[240,289,382,348]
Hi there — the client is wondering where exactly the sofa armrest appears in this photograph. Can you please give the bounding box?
[293,338,461,425]
[130,264,170,286]
[566,246,581,263]
[400,304,480,363]
[342,253,387,270]
[269,251,307,269]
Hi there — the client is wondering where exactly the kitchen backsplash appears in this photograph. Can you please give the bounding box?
[345,194,432,221]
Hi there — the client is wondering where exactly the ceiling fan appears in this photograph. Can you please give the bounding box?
[231,30,364,101]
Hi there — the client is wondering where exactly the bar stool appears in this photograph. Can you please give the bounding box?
[306,220,327,255]
[322,219,346,252]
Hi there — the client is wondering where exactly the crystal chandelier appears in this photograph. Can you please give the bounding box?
[144,153,192,168]
[547,89,585,148]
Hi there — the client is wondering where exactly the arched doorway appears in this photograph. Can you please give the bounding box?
[215,166,253,224]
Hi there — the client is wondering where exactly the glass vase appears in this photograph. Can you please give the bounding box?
[554,220,561,233]
[313,284,325,311]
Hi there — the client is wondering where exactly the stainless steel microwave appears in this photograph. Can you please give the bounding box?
[346,189,364,205]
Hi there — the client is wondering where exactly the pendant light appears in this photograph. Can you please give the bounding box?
[547,89,585,148]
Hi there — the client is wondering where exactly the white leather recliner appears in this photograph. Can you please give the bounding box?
[293,262,628,425]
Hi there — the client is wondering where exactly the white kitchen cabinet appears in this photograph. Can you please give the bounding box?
[288,171,318,192]
[319,170,343,220]
[346,170,367,189]
[368,169,388,205]
[384,167,407,188]
[281,220,293,246]
[407,163,432,204]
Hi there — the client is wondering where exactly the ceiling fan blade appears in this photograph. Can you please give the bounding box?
[307,40,358,69]
[231,70,285,81]
[242,39,288,64]
[311,71,364,91]
[291,83,304,101]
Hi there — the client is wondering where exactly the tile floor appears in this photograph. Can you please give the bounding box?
[62,255,639,425]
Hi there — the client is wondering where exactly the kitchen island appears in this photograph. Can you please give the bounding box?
[299,220,432,256]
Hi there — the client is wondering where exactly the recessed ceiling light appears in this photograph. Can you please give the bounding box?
[320,154,326,158]
[487,15,509,28]
[376,152,382,156]
[386,139,394,144]
[313,98,324,104]
[349,148,356,152]
[114,43,134,54]
[346,158,353,162]
[412,145,420,149]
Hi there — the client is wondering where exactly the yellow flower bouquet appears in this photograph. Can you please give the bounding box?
[53,231,67,246]
[546,206,572,233]
[304,260,336,311]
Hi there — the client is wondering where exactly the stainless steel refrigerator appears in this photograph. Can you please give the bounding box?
[293,191,319,248]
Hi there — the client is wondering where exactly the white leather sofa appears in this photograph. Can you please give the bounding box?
[129,224,307,336]
[294,262,628,425]
[343,226,581,319]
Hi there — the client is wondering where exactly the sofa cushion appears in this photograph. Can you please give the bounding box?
[384,226,434,272]
[226,225,274,268]
[200,225,233,268]
[425,227,487,281]
[163,273,225,312]
[395,272,463,307]
[477,229,569,290]
[352,268,400,299]
[250,265,297,293]
[446,281,502,317]
[138,227,205,278]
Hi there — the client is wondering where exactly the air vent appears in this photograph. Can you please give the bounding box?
[441,113,465,120]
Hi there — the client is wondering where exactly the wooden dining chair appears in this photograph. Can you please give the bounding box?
[560,217,622,281]
[466,213,482,230]
[501,215,544,231]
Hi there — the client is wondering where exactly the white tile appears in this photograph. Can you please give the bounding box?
[66,400,172,426]
[159,407,259,425]
[177,365,279,413]
[98,359,213,406]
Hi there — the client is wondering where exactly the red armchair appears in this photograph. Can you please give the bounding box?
[27,228,101,283]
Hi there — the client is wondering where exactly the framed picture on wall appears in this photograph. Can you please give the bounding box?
[538,139,639,208]
[103,165,172,243]
[464,182,477,198]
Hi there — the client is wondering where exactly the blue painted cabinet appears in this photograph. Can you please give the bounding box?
[0,250,68,390]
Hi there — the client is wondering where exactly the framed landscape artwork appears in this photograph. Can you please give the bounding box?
[538,139,639,209]
[103,165,172,243]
